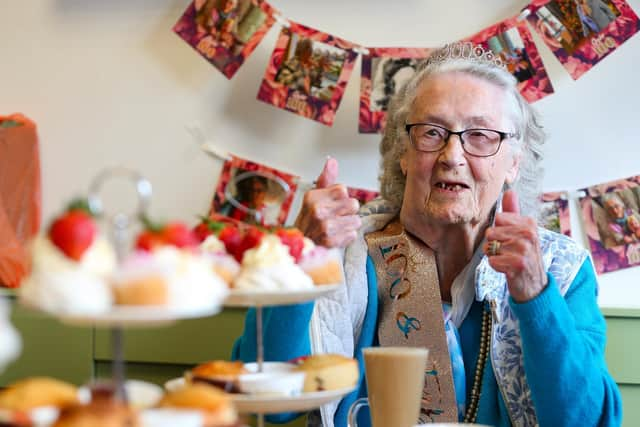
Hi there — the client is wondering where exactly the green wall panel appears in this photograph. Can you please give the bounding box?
[606,317,640,384]
[0,298,93,386]
[619,385,640,427]
[94,309,247,364]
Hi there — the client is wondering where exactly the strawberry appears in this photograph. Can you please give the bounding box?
[275,228,305,263]
[192,217,226,243]
[235,227,264,262]
[162,222,199,248]
[218,225,242,261]
[48,201,97,261]
[135,231,163,252]
[193,222,213,243]
[135,217,198,251]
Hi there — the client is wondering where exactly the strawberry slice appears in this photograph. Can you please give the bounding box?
[275,228,305,263]
[48,200,97,261]
[135,231,163,252]
[238,227,264,260]
[162,222,199,248]
[192,217,226,243]
[218,225,243,261]
[135,217,198,251]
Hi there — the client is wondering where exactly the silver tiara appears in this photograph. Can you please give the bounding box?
[423,41,505,69]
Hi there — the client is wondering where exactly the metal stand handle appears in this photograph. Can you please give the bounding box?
[87,167,153,401]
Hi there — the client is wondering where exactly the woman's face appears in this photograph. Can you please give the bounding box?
[605,198,624,219]
[400,72,521,230]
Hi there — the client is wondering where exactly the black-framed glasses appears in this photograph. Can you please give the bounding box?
[405,123,519,157]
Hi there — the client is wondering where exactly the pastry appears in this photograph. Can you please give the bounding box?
[158,384,238,427]
[295,354,359,392]
[0,377,79,411]
[186,361,247,393]
[52,397,140,427]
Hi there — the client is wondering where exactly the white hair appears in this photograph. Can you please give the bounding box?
[379,43,545,218]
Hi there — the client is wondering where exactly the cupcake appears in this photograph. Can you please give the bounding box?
[298,239,345,285]
[20,234,115,315]
[112,246,229,313]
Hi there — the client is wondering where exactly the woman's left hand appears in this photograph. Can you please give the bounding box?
[484,190,548,303]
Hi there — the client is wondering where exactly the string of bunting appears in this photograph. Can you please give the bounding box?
[176,1,640,276]
[174,0,639,129]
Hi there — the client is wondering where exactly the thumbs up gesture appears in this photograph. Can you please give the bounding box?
[484,190,548,303]
[294,157,362,248]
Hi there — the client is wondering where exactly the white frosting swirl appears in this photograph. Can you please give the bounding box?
[30,234,116,277]
[19,235,115,314]
[151,247,229,312]
[234,236,313,290]
[242,235,294,268]
[301,237,316,257]
[20,268,113,314]
[200,235,225,253]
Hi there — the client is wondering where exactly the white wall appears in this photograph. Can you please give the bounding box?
[2,0,639,307]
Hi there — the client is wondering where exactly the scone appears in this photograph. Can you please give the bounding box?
[52,398,140,427]
[158,384,238,427]
[186,360,247,393]
[0,377,79,411]
[295,354,359,392]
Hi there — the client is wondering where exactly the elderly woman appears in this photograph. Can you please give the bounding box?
[233,42,621,427]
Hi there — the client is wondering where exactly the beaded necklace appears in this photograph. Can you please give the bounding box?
[463,308,492,423]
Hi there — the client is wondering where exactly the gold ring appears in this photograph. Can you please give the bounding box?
[488,240,501,256]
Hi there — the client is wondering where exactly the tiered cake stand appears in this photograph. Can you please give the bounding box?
[20,168,224,404]
[23,167,355,426]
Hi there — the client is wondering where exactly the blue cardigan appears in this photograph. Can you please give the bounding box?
[232,257,622,427]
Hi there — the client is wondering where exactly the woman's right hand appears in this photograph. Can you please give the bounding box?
[294,157,362,248]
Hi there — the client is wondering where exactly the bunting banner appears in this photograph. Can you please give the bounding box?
[347,186,380,206]
[579,176,640,274]
[174,0,277,79]
[526,0,640,80]
[540,191,571,236]
[465,16,554,102]
[358,48,433,133]
[209,154,299,227]
[257,21,358,126]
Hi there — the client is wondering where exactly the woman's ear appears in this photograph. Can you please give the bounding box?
[504,151,521,185]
